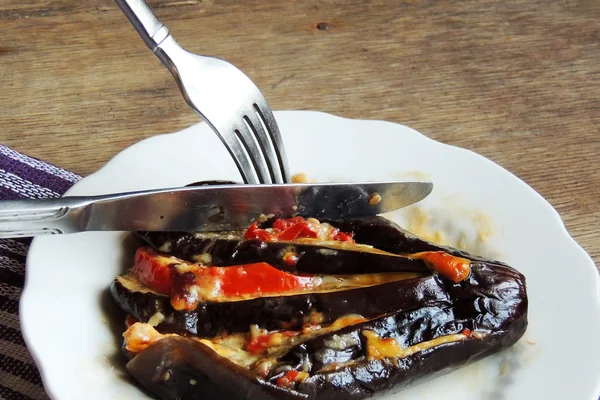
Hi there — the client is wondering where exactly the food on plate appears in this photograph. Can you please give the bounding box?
[109,185,528,400]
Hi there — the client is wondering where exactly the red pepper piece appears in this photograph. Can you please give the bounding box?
[133,247,315,301]
[278,221,318,240]
[416,251,471,283]
[277,222,307,240]
[244,222,275,241]
[298,225,319,239]
[276,369,300,387]
[272,217,305,231]
[205,262,314,297]
[332,230,354,243]
[132,247,174,294]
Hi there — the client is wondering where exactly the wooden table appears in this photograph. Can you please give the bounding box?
[0,3,599,400]
[1,0,598,268]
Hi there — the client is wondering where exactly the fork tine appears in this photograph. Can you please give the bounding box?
[212,128,261,184]
[235,119,274,184]
[242,105,285,183]
[243,112,278,183]
[252,102,291,183]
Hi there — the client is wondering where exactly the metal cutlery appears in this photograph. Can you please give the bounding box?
[114,0,290,184]
[0,181,433,238]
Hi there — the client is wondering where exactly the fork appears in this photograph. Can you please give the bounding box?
[114,0,291,184]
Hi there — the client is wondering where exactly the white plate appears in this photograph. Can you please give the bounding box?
[21,111,600,400]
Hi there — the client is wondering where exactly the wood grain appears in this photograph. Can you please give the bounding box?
[0,0,598,267]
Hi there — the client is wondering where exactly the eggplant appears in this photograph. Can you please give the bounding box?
[113,215,479,336]
[135,215,502,277]
[111,191,528,399]
[135,229,431,275]
[274,262,527,374]
[123,261,527,400]
[322,216,507,264]
[125,333,502,400]
[125,336,302,400]
[111,271,440,337]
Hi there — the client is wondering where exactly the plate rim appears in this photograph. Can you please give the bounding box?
[20,109,600,400]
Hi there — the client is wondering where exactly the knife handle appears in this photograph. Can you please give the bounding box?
[113,0,171,51]
[0,198,84,238]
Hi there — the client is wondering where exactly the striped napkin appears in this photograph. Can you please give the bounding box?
[0,145,81,400]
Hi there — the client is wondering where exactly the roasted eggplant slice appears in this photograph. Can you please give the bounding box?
[135,230,432,275]
[273,262,528,376]
[111,209,528,400]
[323,216,507,264]
[125,336,303,400]
[121,261,527,400]
[135,215,492,280]
[112,269,441,337]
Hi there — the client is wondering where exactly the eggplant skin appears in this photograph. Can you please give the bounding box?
[127,332,521,400]
[324,216,508,265]
[110,272,447,337]
[297,330,523,400]
[120,206,529,399]
[120,214,524,337]
[278,263,528,399]
[135,215,502,276]
[126,336,302,400]
[135,230,430,275]
[127,328,525,400]
[123,262,527,400]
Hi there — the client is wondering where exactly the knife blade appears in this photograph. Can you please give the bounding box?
[0,181,433,238]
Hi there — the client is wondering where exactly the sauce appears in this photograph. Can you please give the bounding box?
[412,251,471,283]
[363,330,474,361]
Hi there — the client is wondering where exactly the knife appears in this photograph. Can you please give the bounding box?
[0,181,432,238]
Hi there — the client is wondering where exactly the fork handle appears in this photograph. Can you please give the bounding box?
[114,0,171,51]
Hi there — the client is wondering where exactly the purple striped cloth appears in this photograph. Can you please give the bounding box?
[0,145,81,400]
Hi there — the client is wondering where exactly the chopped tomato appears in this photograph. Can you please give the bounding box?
[415,251,471,283]
[132,247,174,294]
[462,328,473,337]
